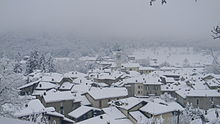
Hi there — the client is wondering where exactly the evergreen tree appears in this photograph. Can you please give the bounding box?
[39,54,46,72]
[13,63,22,73]
[25,51,40,74]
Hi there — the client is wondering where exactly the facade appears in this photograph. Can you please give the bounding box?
[41,91,81,116]
[175,89,220,110]
[125,81,161,97]
[84,88,128,108]
[139,67,156,75]
[18,80,40,95]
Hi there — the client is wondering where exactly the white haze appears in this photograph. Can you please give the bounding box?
[0,0,220,42]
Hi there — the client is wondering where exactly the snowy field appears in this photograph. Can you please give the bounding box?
[132,47,214,67]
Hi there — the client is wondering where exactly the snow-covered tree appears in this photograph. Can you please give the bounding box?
[13,63,23,73]
[39,54,46,72]
[0,58,29,117]
[46,55,56,73]
[25,51,40,74]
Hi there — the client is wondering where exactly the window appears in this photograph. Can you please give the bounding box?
[196,99,199,105]
[60,106,64,114]
[138,91,141,94]
[138,86,141,89]
[146,87,148,90]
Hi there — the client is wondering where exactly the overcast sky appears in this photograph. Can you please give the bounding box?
[0,0,220,42]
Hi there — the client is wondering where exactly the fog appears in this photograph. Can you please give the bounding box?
[1,0,220,41]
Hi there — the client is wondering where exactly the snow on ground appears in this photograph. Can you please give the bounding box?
[0,116,35,124]
[132,47,213,67]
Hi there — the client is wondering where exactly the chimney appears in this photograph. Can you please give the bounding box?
[44,92,46,96]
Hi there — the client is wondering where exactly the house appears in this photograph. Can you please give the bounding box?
[93,71,124,86]
[35,81,59,91]
[76,114,132,124]
[129,111,151,124]
[160,76,177,84]
[41,90,81,116]
[139,99,183,124]
[18,79,40,95]
[110,97,148,123]
[84,88,128,108]
[202,74,220,82]
[175,89,220,110]
[139,67,156,74]
[15,99,74,124]
[205,78,220,89]
[58,82,74,91]
[124,75,162,97]
[68,106,103,122]
[63,71,87,83]
[121,63,140,72]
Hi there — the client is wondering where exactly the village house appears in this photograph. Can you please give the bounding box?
[139,99,183,124]
[58,82,74,91]
[110,97,148,123]
[68,105,103,122]
[124,75,162,97]
[41,90,81,116]
[63,71,87,83]
[175,89,220,110]
[15,99,74,124]
[121,63,140,72]
[138,66,156,75]
[204,78,220,89]
[83,88,128,108]
[93,71,124,86]
[18,79,40,95]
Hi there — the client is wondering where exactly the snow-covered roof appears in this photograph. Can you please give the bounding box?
[32,90,46,96]
[205,78,220,87]
[43,91,80,103]
[140,101,183,115]
[76,114,132,124]
[102,107,126,119]
[36,81,59,90]
[59,82,74,90]
[18,79,40,90]
[122,63,140,68]
[71,83,94,94]
[129,111,150,123]
[94,71,123,80]
[139,66,156,71]
[176,89,220,99]
[86,88,128,100]
[14,99,46,117]
[111,97,147,110]
[41,73,63,83]
[123,75,162,85]
[68,106,101,119]
[64,71,87,79]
